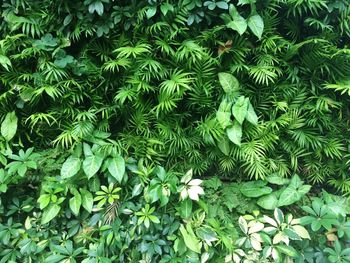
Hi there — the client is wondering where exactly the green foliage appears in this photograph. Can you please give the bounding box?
[1,0,350,261]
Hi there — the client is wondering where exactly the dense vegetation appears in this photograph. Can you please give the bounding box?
[0,0,350,262]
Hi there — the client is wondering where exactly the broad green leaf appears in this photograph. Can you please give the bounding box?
[83,154,103,179]
[292,225,310,239]
[216,111,232,129]
[218,72,240,93]
[61,156,81,179]
[180,199,192,219]
[239,216,248,234]
[69,192,81,216]
[232,96,248,124]
[217,137,230,155]
[240,180,272,197]
[196,227,218,244]
[227,15,247,35]
[80,188,93,213]
[1,111,18,141]
[107,156,125,183]
[248,14,264,39]
[266,174,290,185]
[276,245,299,257]
[257,193,279,210]
[179,224,202,253]
[38,194,51,210]
[146,6,157,18]
[226,121,242,146]
[160,3,174,16]
[245,101,258,125]
[42,204,60,224]
[88,1,104,16]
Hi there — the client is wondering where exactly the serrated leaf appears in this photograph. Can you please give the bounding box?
[1,112,18,141]
[227,121,242,146]
[61,156,81,179]
[248,14,264,39]
[107,156,125,183]
[218,72,240,93]
[41,204,60,224]
[227,15,247,35]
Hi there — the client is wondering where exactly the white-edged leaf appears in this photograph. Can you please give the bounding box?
[292,225,310,239]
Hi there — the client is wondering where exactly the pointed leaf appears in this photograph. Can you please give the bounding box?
[61,156,81,179]
[218,72,240,93]
[248,14,264,39]
[41,204,60,224]
[83,154,103,179]
[245,101,258,125]
[227,121,242,146]
[69,192,81,216]
[80,188,93,213]
[107,156,125,183]
[227,15,247,35]
[1,112,18,141]
[232,96,248,124]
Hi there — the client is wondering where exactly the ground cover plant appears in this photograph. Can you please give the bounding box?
[0,0,350,262]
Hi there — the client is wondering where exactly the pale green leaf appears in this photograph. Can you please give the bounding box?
[61,156,81,179]
[227,15,247,35]
[248,14,264,39]
[80,188,93,213]
[83,154,103,179]
[232,96,248,124]
[41,204,60,224]
[226,121,242,146]
[218,72,240,93]
[245,101,258,125]
[240,180,272,197]
[107,156,125,183]
[69,192,81,216]
[1,111,18,141]
[179,224,202,253]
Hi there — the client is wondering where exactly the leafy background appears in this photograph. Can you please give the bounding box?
[1,0,350,262]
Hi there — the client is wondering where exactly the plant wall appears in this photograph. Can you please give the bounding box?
[0,0,350,262]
